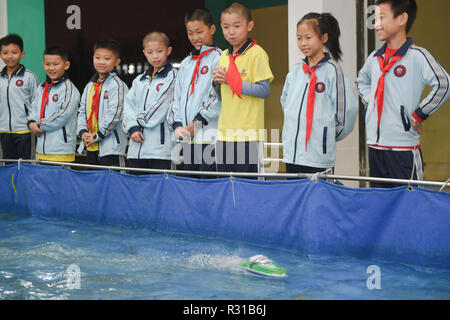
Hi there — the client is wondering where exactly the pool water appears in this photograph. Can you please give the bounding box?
[0,211,449,300]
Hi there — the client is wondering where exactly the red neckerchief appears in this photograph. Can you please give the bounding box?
[40,82,54,119]
[88,82,102,132]
[302,63,320,152]
[226,40,257,98]
[190,47,218,96]
[374,51,403,135]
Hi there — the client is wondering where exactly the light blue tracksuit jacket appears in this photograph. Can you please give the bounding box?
[281,54,358,168]
[356,38,449,148]
[28,75,80,155]
[168,44,222,144]
[0,65,39,132]
[77,72,129,157]
[123,63,177,160]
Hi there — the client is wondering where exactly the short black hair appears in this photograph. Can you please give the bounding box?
[222,2,252,22]
[0,34,24,51]
[44,46,69,61]
[93,39,121,58]
[376,0,417,33]
[185,8,214,27]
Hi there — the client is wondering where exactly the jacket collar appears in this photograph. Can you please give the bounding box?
[90,72,115,83]
[1,64,26,77]
[228,38,255,56]
[191,42,219,56]
[41,72,69,87]
[375,37,414,58]
[140,63,173,81]
[302,52,331,68]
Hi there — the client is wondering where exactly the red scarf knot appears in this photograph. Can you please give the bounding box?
[226,40,257,98]
[190,47,217,96]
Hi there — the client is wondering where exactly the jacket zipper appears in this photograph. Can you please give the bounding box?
[62,126,67,143]
[137,87,150,160]
[184,83,192,126]
[292,83,309,163]
[114,129,120,144]
[160,123,165,144]
[43,131,46,154]
[7,76,12,131]
[143,87,150,111]
[323,127,328,154]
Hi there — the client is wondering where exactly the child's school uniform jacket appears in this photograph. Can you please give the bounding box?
[123,63,177,160]
[356,38,449,149]
[77,72,128,157]
[28,75,80,155]
[0,65,39,133]
[168,44,222,144]
[281,53,358,169]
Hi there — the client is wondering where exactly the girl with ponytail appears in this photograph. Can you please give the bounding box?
[280,12,358,175]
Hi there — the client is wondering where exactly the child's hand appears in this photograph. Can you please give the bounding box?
[213,66,227,85]
[130,131,145,143]
[29,122,43,137]
[412,120,423,135]
[82,132,94,147]
[174,126,190,141]
[186,122,195,138]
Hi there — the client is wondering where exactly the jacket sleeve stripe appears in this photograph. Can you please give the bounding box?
[103,75,124,136]
[411,46,449,115]
[327,60,346,137]
[143,69,177,124]
[197,86,216,114]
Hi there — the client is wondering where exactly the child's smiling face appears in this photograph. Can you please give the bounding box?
[186,20,216,51]
[220,12,254,52]
[0,43,24,70]
[93,48,121,77]
[374,3,407,42]
[43,54,70,83]
[142,41,172,71]
[296,21,327,61]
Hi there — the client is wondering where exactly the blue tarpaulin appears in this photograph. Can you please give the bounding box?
[1,163,449,269]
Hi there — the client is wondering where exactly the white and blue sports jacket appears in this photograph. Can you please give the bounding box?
[77,72,129,157]
[281,54,358,168]
[168,44,222,144]
[28,75,80,155]
[0,65,39,132]
[123,63,177,160]
[356,38,449,148]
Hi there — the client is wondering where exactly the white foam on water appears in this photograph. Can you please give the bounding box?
[186,253,247,273]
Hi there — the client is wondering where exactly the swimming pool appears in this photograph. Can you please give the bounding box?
[1,211,449,300]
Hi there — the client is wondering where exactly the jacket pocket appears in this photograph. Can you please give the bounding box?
[114,129,120,144]
[62,126,68,143]
[400,106,411,132]
[24,104,29,116]
[160,123,165,144]
[323,126,328,154]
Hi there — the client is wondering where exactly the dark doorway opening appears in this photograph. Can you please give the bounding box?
[44,0,204,90]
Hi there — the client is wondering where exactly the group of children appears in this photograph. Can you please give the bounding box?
[0,0,448,187]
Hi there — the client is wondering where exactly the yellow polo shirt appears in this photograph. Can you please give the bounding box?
[217,43,274,142]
